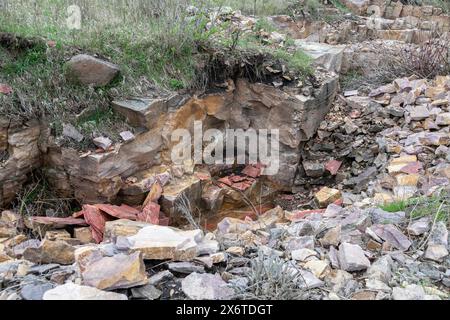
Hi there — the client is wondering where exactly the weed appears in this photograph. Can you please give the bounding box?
[232,251,308,300]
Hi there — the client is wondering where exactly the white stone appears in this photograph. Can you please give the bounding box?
[43,282,127,300]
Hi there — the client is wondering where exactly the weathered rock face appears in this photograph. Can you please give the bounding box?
[0,74,337,210]
[0,119,44,208]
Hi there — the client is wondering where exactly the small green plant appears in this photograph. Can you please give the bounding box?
[380,199,411,213]
[379,191,449,223]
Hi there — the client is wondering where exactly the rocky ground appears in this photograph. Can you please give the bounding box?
[0,0,450,300]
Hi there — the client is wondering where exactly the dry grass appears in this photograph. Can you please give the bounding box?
[232,251,308,300]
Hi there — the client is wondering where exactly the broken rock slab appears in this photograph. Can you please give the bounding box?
[368,208,405,225]
[315,187,342,208]
[392,284,425,300]
[119,225,203,260]
[294,41,345,73]
[43,282,127,300]
[181,272,234,300]
[23,240,75,265]
[81,252,148,290]
[368,224,412,251]
[338,242,371,272]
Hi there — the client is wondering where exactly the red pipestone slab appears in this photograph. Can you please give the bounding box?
[83,204,113,243]
[137,202,161,224]
[94,204,140,220]
[217,176,232,186]
[229,175,247,183]
[30,216,87,227]
[325,160,342,175]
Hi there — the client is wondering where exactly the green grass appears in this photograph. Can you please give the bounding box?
[422,0,450,14]
[380,199,411,213]
[0,0,312,147]
[379,191,450,223]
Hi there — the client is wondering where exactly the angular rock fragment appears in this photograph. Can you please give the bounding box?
[43,282,127,300]
[338,242,371,272]
[23,239,75,265]
[181,272,234,300]
[66,54,120,87]
[81,252,147,290]
[121,225,202,260]
[369,224,412,251]
[315,187,342,208]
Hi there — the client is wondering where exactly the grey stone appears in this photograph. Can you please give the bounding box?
[283,236,315,251]
[338,242,371,272]
[407,217,430,236]
[392,284,425,300]
[148,270,174,286]
[93,136,112,150]
[21,282,54,300]
[302,161,325,178]
[131,284,162,300]
[43,282,127,300]
[181,273,234,300]
[424,244,448,262]
[368,208,405,225]
[428,222,448,246]
[298,269,324,289]
[369,224,412,251]
[291,248,318,262]
[62,123,83,142]
[366,255,393,283]
[409,105,430,121]
[167,262,205,274]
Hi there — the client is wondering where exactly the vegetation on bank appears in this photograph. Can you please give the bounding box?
[0,0,315,131]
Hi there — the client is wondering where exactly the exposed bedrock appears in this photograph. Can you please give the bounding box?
[0,76,338,210]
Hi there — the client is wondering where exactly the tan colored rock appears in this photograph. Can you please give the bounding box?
[226,246,245,256]
[82,252,148,290]
[320,225,341,247]
[0,222,16,238]
[395,174,420,187]
[315,187,342,208]
[104,219,151,241]
[160,175,201,220]
[23,239,75,265]
[74,227,95,244]
[44,230,71,241]
[304,260,330,279]
[0,252,12,263]
[121,225,202,260]
[387,155,417,174]
[112,98,167,129]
